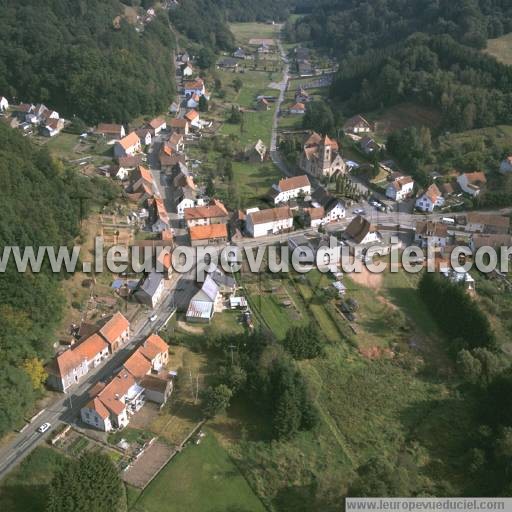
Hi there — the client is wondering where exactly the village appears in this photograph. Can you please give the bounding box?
[2,14,512,511]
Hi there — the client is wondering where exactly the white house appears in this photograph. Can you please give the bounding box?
[270,175,311,205]
[184,110,201,129]
[343,115,372,134]
[184,78,206,97]
[305,207,326,228]
[182,63,194,77]
[186,275,222,323]
[245,207,294,238]
[457,171,487,197]
[344,216,381,245]
[386,176,414,201]
[114,132,141,158]
[290,102,305,115]
[311,187,346,222]
[414,221,448,249]
[415,184,445,212]
[187,94,200,109]
[148,117,167,136]
[136,128,152,146]
[0,96,9,112]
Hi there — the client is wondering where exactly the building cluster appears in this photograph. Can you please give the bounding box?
[0,98,65,137]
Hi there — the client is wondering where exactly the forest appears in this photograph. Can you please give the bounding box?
[286,0,512,132]
[0,0,176,124]
[0,124,118,436]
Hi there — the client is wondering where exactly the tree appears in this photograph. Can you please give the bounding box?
[46,452,124,512]
[282,324,325,360]
[232,78,243,92]
[228,105,242,124]
[197,47,216,69]
[198,95,209,112]
[22,357,47,391]
[201,384,233,418]
[302,101,335,135]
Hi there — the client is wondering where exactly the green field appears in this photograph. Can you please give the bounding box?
[485,33,512,65]
[0,446,67,512]
[132,431,265,512]
[230,22,280,46]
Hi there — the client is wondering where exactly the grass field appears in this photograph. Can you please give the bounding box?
[132,431,265,512]
[0,446,67,512]
[230,22,280,46]
[485,33,512,65]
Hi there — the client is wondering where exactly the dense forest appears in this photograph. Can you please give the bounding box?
[0,124,118,435]
[286,0,512,132]
[0,0,176,124]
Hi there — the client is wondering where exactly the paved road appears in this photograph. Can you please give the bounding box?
[270,35,289,154]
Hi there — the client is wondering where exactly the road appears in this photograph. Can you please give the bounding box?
[0,270,191,480]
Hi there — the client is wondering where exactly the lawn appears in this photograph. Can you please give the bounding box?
[485,33,512,65]
[132,430,265,512]
[230,22,280,46]
[0,446,67,512]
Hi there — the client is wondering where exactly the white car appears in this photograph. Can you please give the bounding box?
[149,314,158,322]
[37,422,51,434]
[353,208,365,215]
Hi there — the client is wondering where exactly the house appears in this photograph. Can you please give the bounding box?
[295,88,310,103]
[140,374,173,405]
[98,312,131,353]
[186,275,222,322]
[288,234,343,269]
[311,187,346,222]
[465,213,510,234]
[218,57,239,70]
[184,200,229,227]
[134,272,165,308]
[73,334,109,370]
[414,221,448,249]
[184,78,206,97]
[184,110,200,128]
[270,175,311,205]
[170,118,189,135]
[0,96,8,112]
[457,171,487,197]
[129,165,157,198]
[386,176,414,201]
[499,156,512,174]
[189,223,228,247]
[233,47,246,59]
[47,348,90,393]
[209,269,236,296]
[343,115,372,134]
[290,102,306,115]
[299,132,346,178]
[169,102,180,114]
[359,136,381,155]
[95,123,125,141]
[168,133,185,152]
[136,128,152,146]
[181,63,194,77]
[147,117,166,136]
[114,132,141,158]
[304,207,326,228]
[245,206,293,237]
[256,98,270,111]
[246,139,267,162]
[13,103,34,121]
[257,43,270,53]
[117,155,144,179]
[344,215,381,245]
[160,151,186,173]
[187,93,200,109]
[415,184,445,212]
[152,197,170,233]
[138,334,169,372]
[176,186,197,219]
[41,118,64,137]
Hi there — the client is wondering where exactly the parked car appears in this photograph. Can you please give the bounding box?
[149,314,158,322]
[37,422,51,434]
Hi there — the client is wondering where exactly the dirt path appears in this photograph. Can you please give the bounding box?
[177,320,204,334]
[348,263,384,290]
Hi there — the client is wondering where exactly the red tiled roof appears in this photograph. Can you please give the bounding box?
[248,206,292,225]
[278,175,310,192]
[99,312,130,346]
[74,334,108,360]
[189,224,228,241]
[124,350,152,380]
[118,132,140,150]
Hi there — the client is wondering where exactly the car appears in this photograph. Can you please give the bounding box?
[37,422,51,434]
[149,314,158,322]
[353,208,366,215]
